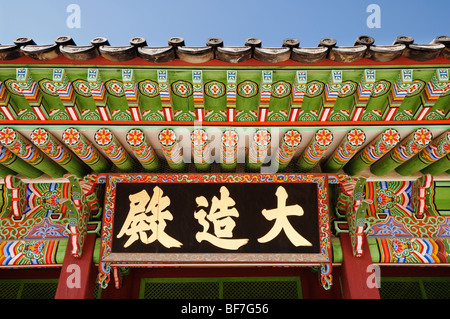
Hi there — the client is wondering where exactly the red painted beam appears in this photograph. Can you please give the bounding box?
[339,233,380,299]
[55,233,97,299]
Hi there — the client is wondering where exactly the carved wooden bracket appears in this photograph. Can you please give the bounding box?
[412,174,433,219]
[61,174,90,258]
[5,175,26,221]
[345,176,372,257]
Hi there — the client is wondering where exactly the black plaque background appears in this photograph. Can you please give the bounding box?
[111,182,320,254]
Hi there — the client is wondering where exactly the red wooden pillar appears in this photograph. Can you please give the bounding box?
[339,233,380,299]
[55,233,97,299]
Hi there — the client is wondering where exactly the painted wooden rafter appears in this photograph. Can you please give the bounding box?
[289,71,307,121]
[411,174,433,219]
[157,70,173,121]
[192,70,205,122]
[122,69,141,121]
[16,68,48,120]
[416,68,449,120]
[87,68,110,121]
[320,70,342,121]
[384,69,413,121]
[0,81,15,120]
[226,70,237,122]
[258,71,272,122]
[352,70,375,121]
[52,68,80,121]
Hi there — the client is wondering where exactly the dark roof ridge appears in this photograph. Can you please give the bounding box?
[0,35,448,64]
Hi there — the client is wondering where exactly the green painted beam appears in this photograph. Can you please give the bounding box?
[62,127,111,173]
[421,153,450,175]
[0,127,66,178]
[158,128,185,171]
[30,128,91,178]
[191,128,211,172]
[220,129,238,172]
[370,128,433,176]
[276,129,302,171]
[322,129,366,173]
[246,129,271,171]
[94,128,135,172]
[126,128,160,171]
[0,145,43,178]
[296,129,333,172]
[396,130,450,176]
[344,128,400,176]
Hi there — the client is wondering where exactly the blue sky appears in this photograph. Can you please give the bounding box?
[0,0,449,47]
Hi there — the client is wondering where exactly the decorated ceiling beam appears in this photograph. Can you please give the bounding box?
[62,127,111,173]
[94,128,135,172]
[370,128,433,176]
[343,128,400,176]
[30,128,91,178]
[125,128,159,171]
[0,67,448,125]
[0,127,66,178]
[296,128,333,172]
[395,130,450,176]
[322,129,366,173]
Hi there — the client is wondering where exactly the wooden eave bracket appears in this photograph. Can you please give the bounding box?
[61,174,91,258]
[5,175,26,221]
[342,176,372,257]
[412,174,433,219]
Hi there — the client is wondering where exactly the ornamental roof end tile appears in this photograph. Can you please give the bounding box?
[0,35,449,64]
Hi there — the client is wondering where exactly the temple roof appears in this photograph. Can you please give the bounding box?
[0,35,449,64]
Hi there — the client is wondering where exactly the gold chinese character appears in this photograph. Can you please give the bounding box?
[194,186,248,250]
[258,186,312,247]
[117,186,183,249]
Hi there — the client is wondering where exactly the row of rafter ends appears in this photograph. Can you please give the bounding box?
[0,35,449,64]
